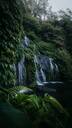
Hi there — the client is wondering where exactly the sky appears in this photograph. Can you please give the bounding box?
[49,0,72,12]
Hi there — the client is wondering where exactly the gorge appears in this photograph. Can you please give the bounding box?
[14,36,60,86]
[0,0,72,128]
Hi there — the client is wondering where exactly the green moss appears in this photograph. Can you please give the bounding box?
[0,0,23,87]
[23,15,41,34]
[55,49,72,80]
[25,57,35,85]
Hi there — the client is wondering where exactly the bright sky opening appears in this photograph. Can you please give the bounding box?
[50,0,72,12]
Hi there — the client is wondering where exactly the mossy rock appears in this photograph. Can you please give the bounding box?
[8,86,33,95]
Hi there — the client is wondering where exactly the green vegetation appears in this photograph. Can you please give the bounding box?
[0,0,72,86]
[0,0,23,87]
[0,101,31,128]
[0,86,71,128]
[0,0,72,128]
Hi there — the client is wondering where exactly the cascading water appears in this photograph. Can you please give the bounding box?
[40,68,46,82]
[48,58,54,80]
[34,53,60,86]
[16,56,26,85]
[23,35,30,47]
[13,36,30,85]
[34,53,63,98]
[12,36,63,98]
[34,55,46,85]
[48,58,59,80]
[13,35,61,88]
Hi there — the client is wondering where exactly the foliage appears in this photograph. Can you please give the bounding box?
[55,49,72,80]
[34,40,56,56]
[27,31,40,41]
[7,86,70,128]
[0,2,72,128]
[23,43,36,84]
[22,0,49,20]
[0,0,23,87]
[23,27,72,82]
[40,21,64,44]
[23,15,41,34]
[25,57,35,84]
[0,86,32,128]
[0,85,71,128]
[58,9,72,54]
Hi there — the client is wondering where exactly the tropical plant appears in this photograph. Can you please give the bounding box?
[7,86,71,128]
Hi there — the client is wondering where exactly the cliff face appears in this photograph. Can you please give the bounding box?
[0,0,72,87]
[0,0,23,87]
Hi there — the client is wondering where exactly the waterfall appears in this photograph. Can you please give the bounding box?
[48,58,59,80]
[16,35,30,85]
[54,63,59,80]
[49,58,54,71]
[13,35,30,85]
[18,57,26,85]
[16,56,26,85]
[34,55,46,85]
[13,36,60,86]
[40,68,46,82]
[23,35,30,47]
[34,53,60,85]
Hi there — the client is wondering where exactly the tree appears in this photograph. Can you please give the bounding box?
[59,9,72,54]
[22,0,49,20]
[47,6,58,21]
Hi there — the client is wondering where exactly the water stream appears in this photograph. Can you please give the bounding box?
[34,54,60,86]
[13,36,60,87]
[13,36,30,85]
